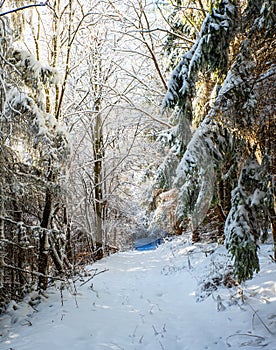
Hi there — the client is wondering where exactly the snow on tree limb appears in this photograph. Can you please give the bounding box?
[162,0,237,115]
[156,0,275,281]
[225,156,273,281]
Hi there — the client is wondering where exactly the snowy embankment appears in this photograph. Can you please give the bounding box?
[1,237,276,350]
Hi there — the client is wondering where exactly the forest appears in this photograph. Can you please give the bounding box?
[0,0,275,313]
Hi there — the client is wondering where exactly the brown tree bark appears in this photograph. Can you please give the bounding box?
[93,106,105,260]
[38,185,52,290]
[0,185,5,288]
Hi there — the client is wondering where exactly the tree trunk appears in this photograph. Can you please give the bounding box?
[64,206,73,264]
[92,102,105,260]
[38,186,52,290]
[0,185,5,288]
[269,199,276,261]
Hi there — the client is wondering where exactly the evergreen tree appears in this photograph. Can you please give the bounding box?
[0,5,69,308]
[154,0,275,281]
[225,156,272,281]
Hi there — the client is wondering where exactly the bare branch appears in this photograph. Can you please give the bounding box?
[132,27,195,44]
[79,268,109,286]
[0,2,48,17]
[1,263,66,282]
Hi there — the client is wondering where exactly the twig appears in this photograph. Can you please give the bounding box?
[79,268,109,286]
[159,340,165,350]
[60,282,64,307]
[135,27,195,44]
[110,344,124,350]
[187,253,192,269]
[152,325,159,336]
[248,302,275,335]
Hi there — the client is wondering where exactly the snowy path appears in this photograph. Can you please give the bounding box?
[1,238,276,350]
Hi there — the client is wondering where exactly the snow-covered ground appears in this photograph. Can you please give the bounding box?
[1,236,276,350]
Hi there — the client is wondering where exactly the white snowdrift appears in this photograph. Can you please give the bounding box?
[1,237,275,350]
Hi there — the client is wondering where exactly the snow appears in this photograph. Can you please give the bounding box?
[1,237,276,350]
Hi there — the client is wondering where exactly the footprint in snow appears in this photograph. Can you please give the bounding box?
[226,333,268,348]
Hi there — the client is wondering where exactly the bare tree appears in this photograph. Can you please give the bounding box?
[65,0,171,258]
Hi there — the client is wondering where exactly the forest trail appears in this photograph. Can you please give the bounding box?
[1,238,276,350]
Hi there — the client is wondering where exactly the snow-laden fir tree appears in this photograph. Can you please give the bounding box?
[225,156,272,282]
[152,0,275,281]
[153,0,237,192]
[0,9,70,307]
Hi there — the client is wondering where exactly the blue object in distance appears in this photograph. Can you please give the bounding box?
[135,238,163,251]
